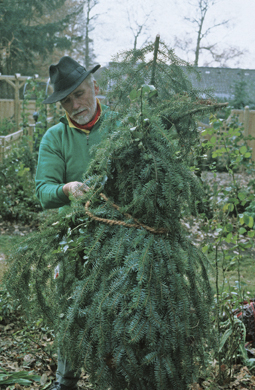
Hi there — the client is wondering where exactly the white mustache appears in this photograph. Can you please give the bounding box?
[71,107,88,116]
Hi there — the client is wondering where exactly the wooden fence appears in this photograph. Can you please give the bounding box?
[0,126,35,163]
[233,107,255,162]
[0,74,46,129]
[198,106,255,162]
[0,98,42,125]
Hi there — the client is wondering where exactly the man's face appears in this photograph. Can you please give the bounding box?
[60,79,99,125]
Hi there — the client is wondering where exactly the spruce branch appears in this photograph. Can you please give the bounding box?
[179,101,228,119]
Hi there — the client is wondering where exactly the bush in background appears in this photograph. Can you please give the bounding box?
[0,138,42,224]
[0,118,16,136]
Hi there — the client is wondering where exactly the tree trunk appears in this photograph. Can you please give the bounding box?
[85,0,90,69]
[194,14,205,66]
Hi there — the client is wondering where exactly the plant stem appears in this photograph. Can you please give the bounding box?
[215,244,223,384]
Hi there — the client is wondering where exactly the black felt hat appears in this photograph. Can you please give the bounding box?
[43,56,101,104]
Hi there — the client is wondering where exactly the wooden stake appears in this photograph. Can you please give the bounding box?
[150,35,160,86]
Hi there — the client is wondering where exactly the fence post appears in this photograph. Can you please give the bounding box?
[243,105,255,162]
[244,106,249,138]
[0,136,6,163]
[2,75,26,131]
[27,125,34,152]
[0,138,3,163]
[14,77,20,130]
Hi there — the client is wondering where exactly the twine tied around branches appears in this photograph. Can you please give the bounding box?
[85,193,168,235]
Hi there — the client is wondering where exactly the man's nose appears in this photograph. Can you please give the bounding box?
[72,97,80,111]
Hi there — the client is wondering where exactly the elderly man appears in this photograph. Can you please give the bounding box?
[35,56,110,209]
[35,56,111,390]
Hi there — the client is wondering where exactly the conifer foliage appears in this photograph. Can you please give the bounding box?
[6,40,226,390]
[0,0,73,75]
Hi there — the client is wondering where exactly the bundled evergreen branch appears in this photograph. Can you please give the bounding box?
[5,39,226,390]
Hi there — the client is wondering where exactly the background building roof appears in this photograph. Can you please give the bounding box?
[183,66,255,101]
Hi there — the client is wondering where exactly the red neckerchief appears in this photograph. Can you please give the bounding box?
[69,101,101,131]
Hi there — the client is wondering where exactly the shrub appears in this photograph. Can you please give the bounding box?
[0,118,16,136]
[0,138,42,224]
[201,109,255,173]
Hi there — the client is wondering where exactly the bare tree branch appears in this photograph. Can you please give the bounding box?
[126,6,154,51]
[174,0,244,67]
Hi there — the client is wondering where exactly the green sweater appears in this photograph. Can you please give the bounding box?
[35,104,111,209]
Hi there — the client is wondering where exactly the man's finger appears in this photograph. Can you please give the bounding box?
[72,183,90,197]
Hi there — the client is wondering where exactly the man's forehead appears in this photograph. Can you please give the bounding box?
[72,79,90,94]
[62,79,91,101]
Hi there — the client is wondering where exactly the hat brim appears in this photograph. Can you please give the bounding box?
[43,64,101,104]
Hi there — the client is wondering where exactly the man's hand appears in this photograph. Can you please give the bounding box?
[63,181,89,198]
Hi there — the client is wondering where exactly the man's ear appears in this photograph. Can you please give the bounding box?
[94,81,99,95]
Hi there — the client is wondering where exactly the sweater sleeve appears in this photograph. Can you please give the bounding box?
[35,129,70,210]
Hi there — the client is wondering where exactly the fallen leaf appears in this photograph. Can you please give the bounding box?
[40,373,48,386]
